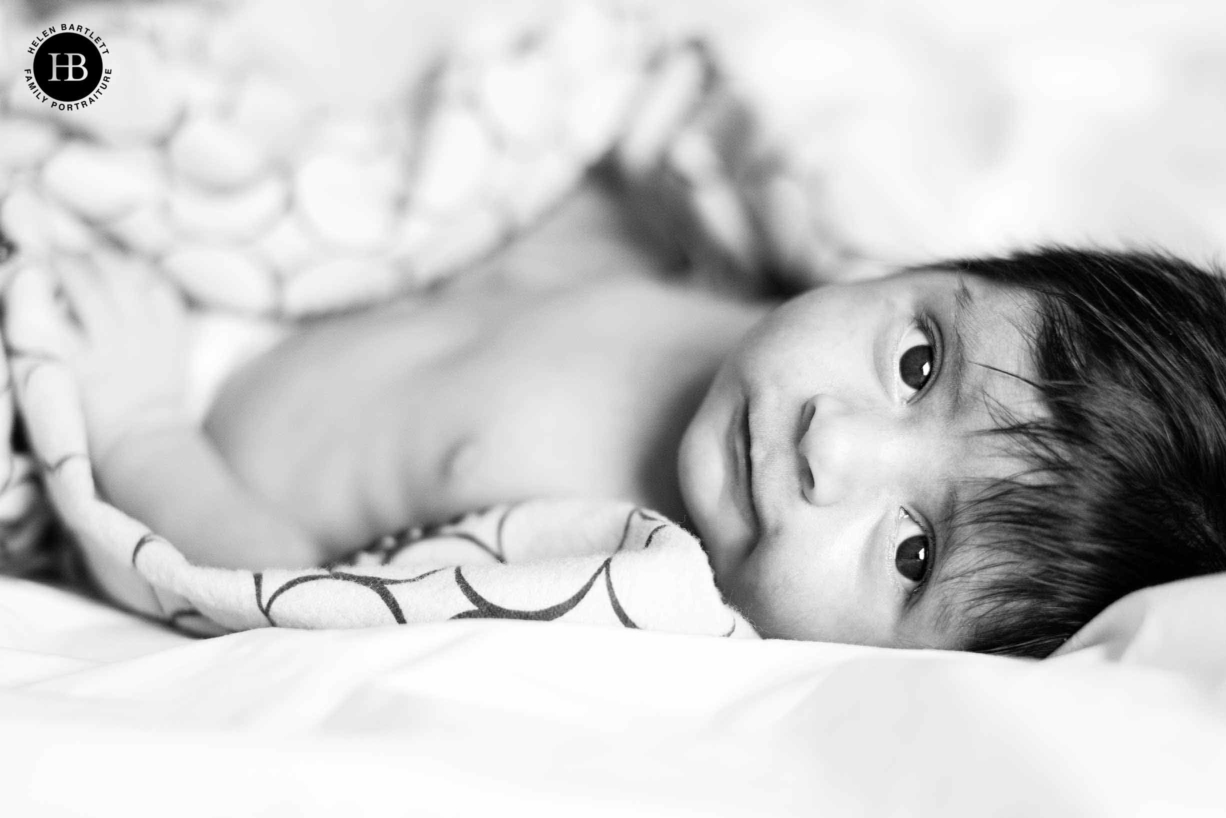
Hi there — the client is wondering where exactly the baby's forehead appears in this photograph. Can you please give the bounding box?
[929,272,1045,422]
[904,297,1052,649]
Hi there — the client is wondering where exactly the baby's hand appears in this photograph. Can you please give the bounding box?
[47,256,193,467]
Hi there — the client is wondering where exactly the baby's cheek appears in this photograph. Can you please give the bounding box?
[721,532,813,639]
[733,335,799,393]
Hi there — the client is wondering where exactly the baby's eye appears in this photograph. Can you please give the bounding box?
[896,324,935,401]
[894,510,931,585]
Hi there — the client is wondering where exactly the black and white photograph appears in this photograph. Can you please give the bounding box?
[1,0,1224,814]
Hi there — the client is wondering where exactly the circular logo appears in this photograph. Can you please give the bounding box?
[31,32,104,102]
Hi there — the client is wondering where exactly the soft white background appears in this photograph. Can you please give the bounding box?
[262,0,1226,267]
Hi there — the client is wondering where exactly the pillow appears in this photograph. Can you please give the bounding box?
[1052,572,1226,686]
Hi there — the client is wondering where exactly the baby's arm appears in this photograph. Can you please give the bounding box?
[98,424,320,570]
[43,259,320,570]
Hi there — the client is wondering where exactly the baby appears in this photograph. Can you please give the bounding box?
[42,189,1226,658]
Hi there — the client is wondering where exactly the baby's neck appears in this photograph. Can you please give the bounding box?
[634,352,725,526]
[619,281,773,525]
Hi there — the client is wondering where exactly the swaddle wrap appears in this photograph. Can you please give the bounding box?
[1,262,756,638]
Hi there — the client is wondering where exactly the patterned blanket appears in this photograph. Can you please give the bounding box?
[3,259,751,636]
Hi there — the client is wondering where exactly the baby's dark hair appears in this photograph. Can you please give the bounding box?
[924,247,1226,658]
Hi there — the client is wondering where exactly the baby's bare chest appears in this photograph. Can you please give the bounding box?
[205,281,728,550]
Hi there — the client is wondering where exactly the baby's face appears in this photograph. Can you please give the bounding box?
[678,269,1041,648]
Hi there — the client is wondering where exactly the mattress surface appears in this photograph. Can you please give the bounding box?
[2,574,1226,816]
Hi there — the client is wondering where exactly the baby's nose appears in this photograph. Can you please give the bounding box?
[798,395,897,507]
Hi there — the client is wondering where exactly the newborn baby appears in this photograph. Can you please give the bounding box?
[42,185,1226,657]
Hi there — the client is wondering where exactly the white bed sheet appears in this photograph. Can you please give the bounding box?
[2,574,1225,817]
